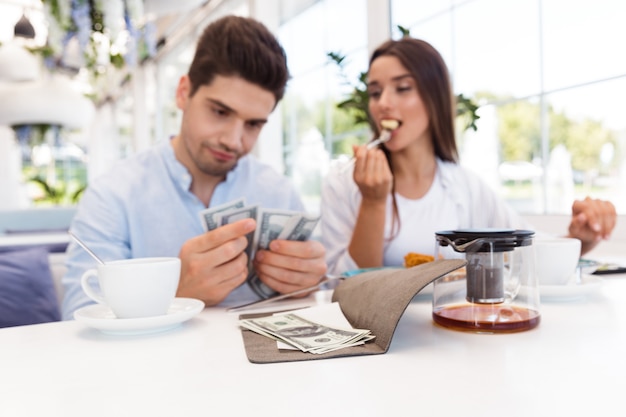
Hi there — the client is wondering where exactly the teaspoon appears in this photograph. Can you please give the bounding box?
[69,231,106,265]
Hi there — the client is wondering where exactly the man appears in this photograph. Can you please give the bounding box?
[61,16,327,319]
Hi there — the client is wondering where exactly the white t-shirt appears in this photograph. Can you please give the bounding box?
[320,158,528,275]
[383,172,458,266]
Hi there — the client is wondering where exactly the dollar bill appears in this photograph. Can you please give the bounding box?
[306,334,377,354]
[199,197,246,231]
[247,274,278,299]
[197,200,320,301]
[248,212,320,298]
[216,204,259,264]
[247,208,302,299]
[239,313,373,354]
[255,208,302,250]
[277,214,320,241]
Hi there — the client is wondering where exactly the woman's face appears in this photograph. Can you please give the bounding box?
[367,55,430,152]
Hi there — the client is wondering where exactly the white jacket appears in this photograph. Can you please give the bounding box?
[320,158,529,275]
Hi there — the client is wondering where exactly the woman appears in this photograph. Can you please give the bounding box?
[320,37,616,275]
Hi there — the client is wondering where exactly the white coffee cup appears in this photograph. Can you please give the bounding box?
[81,257,181,319]
[534,237,581,286]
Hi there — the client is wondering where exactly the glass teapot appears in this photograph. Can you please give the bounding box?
[433,229,540,333]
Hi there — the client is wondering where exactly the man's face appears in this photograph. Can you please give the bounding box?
[174,75,276,178]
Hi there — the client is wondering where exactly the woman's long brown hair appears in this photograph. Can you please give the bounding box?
[367,37,458,240]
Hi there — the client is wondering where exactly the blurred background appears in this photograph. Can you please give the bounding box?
[0,0,624,220]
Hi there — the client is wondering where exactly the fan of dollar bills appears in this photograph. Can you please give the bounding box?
[199,198,321,299]
[239,312,375,354]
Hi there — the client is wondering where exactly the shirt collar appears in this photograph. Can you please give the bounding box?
[158,140,249,192]
[157,140,192,191]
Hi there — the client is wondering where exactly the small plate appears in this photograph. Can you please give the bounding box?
[540,274,604,302]
[74,297,205,335]
[341,266,403,277]
[578,258,599,275]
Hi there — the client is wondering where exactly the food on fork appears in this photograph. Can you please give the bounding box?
[340,119,400,173]
[367,119,399,148]
[381,119,399,130]
[404,252,435,268]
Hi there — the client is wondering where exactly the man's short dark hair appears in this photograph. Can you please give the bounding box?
[187,15,289,105]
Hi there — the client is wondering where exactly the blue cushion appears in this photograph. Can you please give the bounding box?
[0,247,60,327]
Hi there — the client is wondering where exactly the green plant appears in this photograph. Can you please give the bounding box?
[29,176,66,205]
[456,93,480,132]
[28,176,86,206]
[327,52,370,127]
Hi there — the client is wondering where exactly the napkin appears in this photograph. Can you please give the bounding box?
[239,258,467,363]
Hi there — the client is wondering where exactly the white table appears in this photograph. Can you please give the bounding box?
[1,271,625,417]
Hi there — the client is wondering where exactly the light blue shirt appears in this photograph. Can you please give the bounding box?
[62,141,304,320]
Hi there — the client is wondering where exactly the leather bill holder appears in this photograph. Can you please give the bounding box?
[239,259,467,364]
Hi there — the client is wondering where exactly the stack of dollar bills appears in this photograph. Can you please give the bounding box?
[199,198,321,299]
[239,313,375,354]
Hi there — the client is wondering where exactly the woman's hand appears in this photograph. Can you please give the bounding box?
[568,197,617,255]
[352,144,393,202]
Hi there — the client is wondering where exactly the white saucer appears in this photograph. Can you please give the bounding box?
[74,298,205,335]
[540,274,604,302]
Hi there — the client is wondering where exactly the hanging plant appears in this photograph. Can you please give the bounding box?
[11,124,56,146]
[28,0,158,104]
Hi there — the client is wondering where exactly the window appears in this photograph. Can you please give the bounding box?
[278,0,368,213]
[390,0,626,214]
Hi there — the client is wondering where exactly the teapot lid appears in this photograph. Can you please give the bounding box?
[435,229,534,252]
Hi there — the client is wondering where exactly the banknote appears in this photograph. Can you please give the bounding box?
[198,200,320,300]
[248,209,305,299]
[199,197,246,231]
[216,204,259,263]
[311,334,376,354]
[255,208,302,250]
[246,273,279,299]
[239,313,373,354]
[277,214,320,241]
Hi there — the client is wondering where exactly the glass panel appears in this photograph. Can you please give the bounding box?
[399,12,453,66]
[452,0,541,98]
[390,0,626,214]
[546,78,626,213]
[391,0,452,28]
[279,0,368,213]
[462,99,544,214]
[542,0,626,92]
[391,0,453,62]
[155,40,195,141]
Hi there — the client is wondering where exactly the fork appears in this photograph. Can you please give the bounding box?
[340,129,393,174]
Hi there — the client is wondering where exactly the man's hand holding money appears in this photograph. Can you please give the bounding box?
[253,238,327,297]
[176,218,256,305]
[196,199,327,302]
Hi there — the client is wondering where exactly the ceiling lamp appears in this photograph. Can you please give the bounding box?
[0,74,95,130]
[14,13,36,39]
